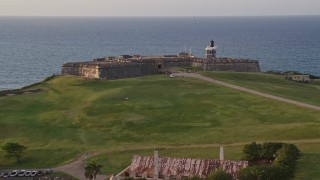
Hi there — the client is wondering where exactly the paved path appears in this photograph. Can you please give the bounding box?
[173,73,320,111]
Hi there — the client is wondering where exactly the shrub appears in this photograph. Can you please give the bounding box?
[190,176,202,180]
[242,142,262,161]
[208,169,232,180]
[240,142,301,180]
[260,142,284,161]
[239,165,290,180]
[239,166,259,180]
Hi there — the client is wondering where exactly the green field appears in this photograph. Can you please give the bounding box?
[0,73,319,179]
[202,72,320,106]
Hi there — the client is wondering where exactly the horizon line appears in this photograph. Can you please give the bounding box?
[0,14,320,18]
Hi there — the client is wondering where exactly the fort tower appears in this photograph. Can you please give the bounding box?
[205,40,217,59]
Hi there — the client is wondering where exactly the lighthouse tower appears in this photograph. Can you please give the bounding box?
[205,40,217,59]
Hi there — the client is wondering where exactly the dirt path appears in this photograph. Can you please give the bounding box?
[173,73,320,111]
[54,152,107,180]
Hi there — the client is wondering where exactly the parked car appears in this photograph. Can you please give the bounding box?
[46,169,53,174]
[18,170,26,177]
[0,172,4,177]
[24,171,31,176]
[2,172,10,178]
[10,170,19,177]
[31,171,38,176]
[37,170,44,176]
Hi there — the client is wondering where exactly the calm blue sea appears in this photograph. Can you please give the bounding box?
[0,16,320,90]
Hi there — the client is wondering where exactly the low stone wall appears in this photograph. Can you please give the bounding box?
[285,74,310,83]
[0,89,41,97]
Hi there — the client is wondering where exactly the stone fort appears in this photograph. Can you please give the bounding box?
[61,41,261,79]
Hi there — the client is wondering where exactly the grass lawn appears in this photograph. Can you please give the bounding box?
[0,74,319,179]
[202,72,320,106]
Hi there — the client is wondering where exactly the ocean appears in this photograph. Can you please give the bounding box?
[0,16,319,90]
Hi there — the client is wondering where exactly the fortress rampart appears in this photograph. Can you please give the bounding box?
[191,58,261,72]
[62,57,260,79]
[61,41,261,79]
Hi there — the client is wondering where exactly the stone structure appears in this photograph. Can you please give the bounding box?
[220,146,224,161]
[116,155,248,180]
[61,41,261,79]
[154,151,159,180]
[285,74,310,83]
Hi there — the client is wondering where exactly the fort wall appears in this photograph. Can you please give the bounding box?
[61,41,261,79]
[163,58,192,68]
[99,63,156,79]
[61,63,100,79]
[207,60,261,72]
[61,57,261,79]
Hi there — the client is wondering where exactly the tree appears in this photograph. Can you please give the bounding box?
[1,142,27,163]
[273,144,301,178]
[85,161,102,180]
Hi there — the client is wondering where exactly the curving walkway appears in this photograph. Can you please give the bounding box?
[173,73,320,111]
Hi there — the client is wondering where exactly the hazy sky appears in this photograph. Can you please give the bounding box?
[1,0,320,16]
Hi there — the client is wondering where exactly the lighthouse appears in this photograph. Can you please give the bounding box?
[205,40,217,59]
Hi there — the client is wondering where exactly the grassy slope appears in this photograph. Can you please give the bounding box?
[202,72,320,106]
[0,74,319,179]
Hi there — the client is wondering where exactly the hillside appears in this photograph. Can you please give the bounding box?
[0,73,319,179]
[202,72,320,106]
